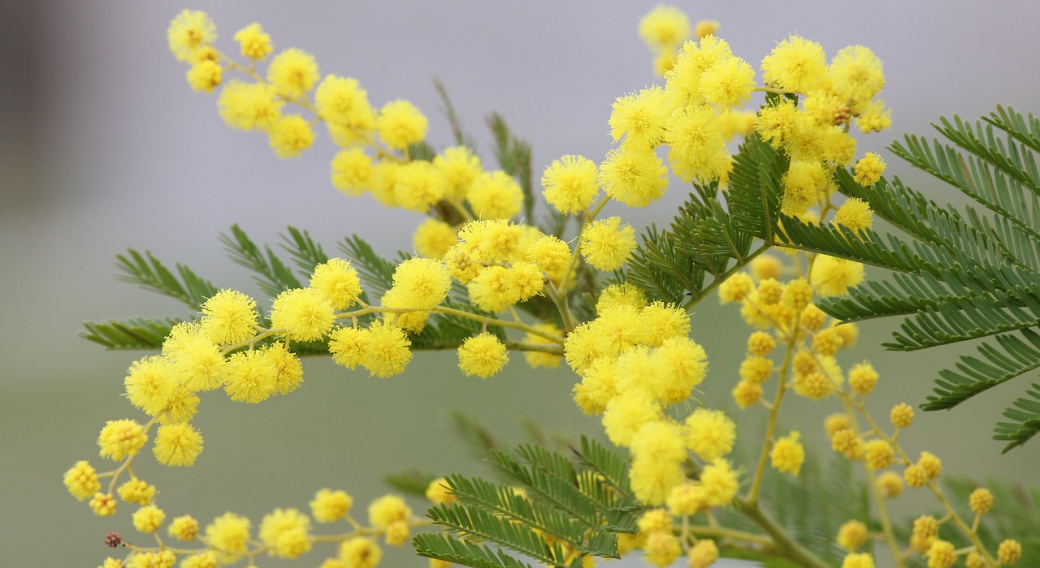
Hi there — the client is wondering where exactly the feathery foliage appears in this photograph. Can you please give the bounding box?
[785,106,1040,451]
[621,134,786,307]
[115,249,218,310]
[219,223,302,298]
[81,316,182,350]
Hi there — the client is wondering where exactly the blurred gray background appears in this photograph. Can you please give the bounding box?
[3,1,1039,566]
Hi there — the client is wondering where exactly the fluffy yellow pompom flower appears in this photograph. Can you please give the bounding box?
[412,218,457,259]
[330,324,372,368]
[330,148,373,196]
[542,155,601,215]
[133,505,166,533]
[847,362,878,396]
[747,331,776,356]
[602,391,664,447]
[393,161,447,213]
[376,99,428,150]
[124,356,176,417]
[639,5,690,51]
[433,146,483,201]
[732,379,763,409]
[467,170,523,220]
[271,288,336,341]
[609,86,669,149]
[689,539,720,568]
[998,539,1023,565]
[863,440,894,470]
[756,99,799,149]
[223,349,277,402]
[524,235,570,282]
[168,515,200,541]
[877,471,903,498]
[363,321,412,378]
[265,345,304,395]
[918,451,942,480]
[118,477,155,506]
[340,537,382,568]
[218,80,283,132]
[637,508,673,534]
[153,422,203,467]
[685,409,736,461]
[853,152,886,186]
[328,326,370,370]
[829,46,885,107]
[201,289,258,345]
[187,60,222,93]
[665,105,728,183]
[664,36,733,107]
[642,531,681,568]
[926,540,956,568]
[260,508,312,559]
[457,333,509,378]
[968,487,993,515]
[268,48,320,99]
[310,488,354,523]
[666,483,706,516]
[233,22,272,60]
[629,424,687,505]
[581,217,636,271]
[812,256,864,297]
[700,57,756,109]
[426,478,456,505]
[180,552,218,568]
[89,492,117,517]
[98,419,147,461]
[718,272,754,304]
[164,323,225,392]
[770,432,805,476]
[64,461,101,501]
[837,520,868,551]
[368,494,411,528]
[700,459,740,506]
[167,10,216,62]
[316,75,376,140]
[599,146,669,207]
[781,160,828,215]
[391,258,451,310]
[761,36,828,92]
[206,513,251,563]
[309,259,362,310]
[269,115,315,158]
[890,402,914,428]
[835,197,873,233]
[856,100,892,133]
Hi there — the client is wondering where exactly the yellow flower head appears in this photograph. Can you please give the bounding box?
[201,289,259,345]
[218,80,283,132]
[630,449,686,506]
[756,99,799,149]
[848,362,879,396]
[234,23,273,60]
[168,515,199,541]
[969,487,993,515]
[468,171,523,220]
[542,155,600,215]
[602,391,663,447]
[747,331,776,356]
[457,333,509,378]
[841,552,875,568]
[310,258,363,310]
[639,5,690,51]
[64,460,101,501]
[434,146,483,201]
[340,537,382,568]
[268,48,320,99]
[118,477,155,506]
[876,471,903,498]
[837,520,868,551]
[761,36,828,92]
[376,99,428,150]
[316,75,376,139]
[599,145,669,207]
[330,148,374,196]
[392,160,447,213]
[164,323,225,392]
[863,440,894,470]
[390,257,451,310]
[98,419,147,461]
[998,539,1023,565]
[732,379,763,409]
[223,348,278,403]
[609,86,670,150]
[124,356,176,417]
[642,531,681,567]
[167,10,216,63]
[260,508,312,558]
[90,492,117,517]
[311,488,354,523]
[812,256,864,297]
[828,46,885,107]
[685,408,736,461]
[665,36,733,107]
[926,539,956,568]
[835,197,873,233]
[271,287,337,341]
[700,459,739,506]
[522,323,563,369]
[269,115,315,158]
[890,402,914,429]
[719,272,754,304]
[853,152,886,186]
[665,105,728,183]
[186,60,222,93]
[153,422,203,467]
[363,322,412,378]
[572,357,620,415]
[412,219,458,259]
[689,539,720,568]
[581,217,636,271]
[206,513,251,563]
[666,483,707,516]
[368,494,411,528]
[133,505,166,533]
[770,432,805,476]
[700,57,756,109]
[856,100,892,133]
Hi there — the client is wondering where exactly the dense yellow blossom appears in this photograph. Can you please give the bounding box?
[541,155,600,214]
[316,76,376,145]
[268,48,320,99]
[835,197,873,232]
[926,539,956,568]
[685,409,736,461]
[853,152,886,185]
[412,219,457,259]
[269,114,315,158]
[376,99,427,150]
[124,356,175,417]
[665,36,733,107]
[580,217,636,271]
[732,379,763,409]
[330,147,374,195]
[363,322,412,378]
[168,515,199,541]
[468,171,523,219]
[863,440,894,469]
[433,146,483,201]
[890,402,914,428]
[133,505,166,533]
[699,459,739,506]
[848,362,879,396]
[609,87,669,150]
[98,419,147,461]
[64,460,101,501]
[642,531,681,567]
[599,145,669,207]
[425,477,455,506]
[747,331,776,355]
[368,494,411,528]
[770,432,805,476]
[689,539,720,568]
[837,520,868,551]
[842,553,875,568]
[117,477,155,506]
[201,289,258,345]
[761,36,827,92]
[260,508,312,558]
[206,513,251,563]
[639,5,690,51]
[700,57,756,108]
[877,471,903,498]
[458,333,509,378]
[224,349,277,403]
[969,487,993,514]
[187,61,222,93]
[718,272,754,303]
[998,539,1023,565]
[167,10,216,62]
[153,422,203,466]
[812,255,864,296]
[665,105,728,183]
[90,492,117,516]
[218,81,283,132]
[233,23,272,60]
[603,391,664,447]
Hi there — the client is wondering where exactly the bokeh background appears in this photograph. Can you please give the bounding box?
[3,1,1039,566]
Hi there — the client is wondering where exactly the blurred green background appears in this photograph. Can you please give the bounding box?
[3,1,1039,566]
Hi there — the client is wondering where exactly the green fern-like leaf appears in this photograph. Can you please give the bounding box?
[785,106,1040,451]
[383,469,440,498]
[219,224,302,298]
[81,316,182,350]
[413,532,535,568]
[280,226,329,278]
[427,502,572,568]
[115,249,218,310]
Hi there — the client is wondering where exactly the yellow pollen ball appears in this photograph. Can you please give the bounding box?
[413,218,458,259]
[201,290,258,345]
[311,489,354,523]
[133,505,166,533]
[340,537,382,568]
[837,520,868,551]
[732,379,763,409]
[599,145,669,207]
[457,333,509,379]
[890,403,914,429]
[362,322,412,378]
[331,148,374,196]
[968,487,993,515]
[848,362,879,395]
[167,10,216,63]
[770,432,805,476]
[926,540,956,568]
[877,471,903,499]
[310,258,363,310]
[153,422,204,467]
[376,99,428,150]
[64,461,101,501]
[271,287,337,341]
[835,197,873,233]
[998,539,1023,565]
[468,170,523,220]
[233,23,272,60]
[98,419,148,461]
[542,155,600,215]
[689,539,720,568]
[854,153,886,186]
[269,115,315,158]
[267,48,319,99]
[118,477,155,506]
[863,440,894,469]
[639,5,690,51]
[168,515,199,541]
[580,217,636,271]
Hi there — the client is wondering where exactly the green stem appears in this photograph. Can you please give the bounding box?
[746,325,798,505]
[558,196,609,298]
[334,305,565,344]
[683,243,769,313]
[732,498,832,568]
